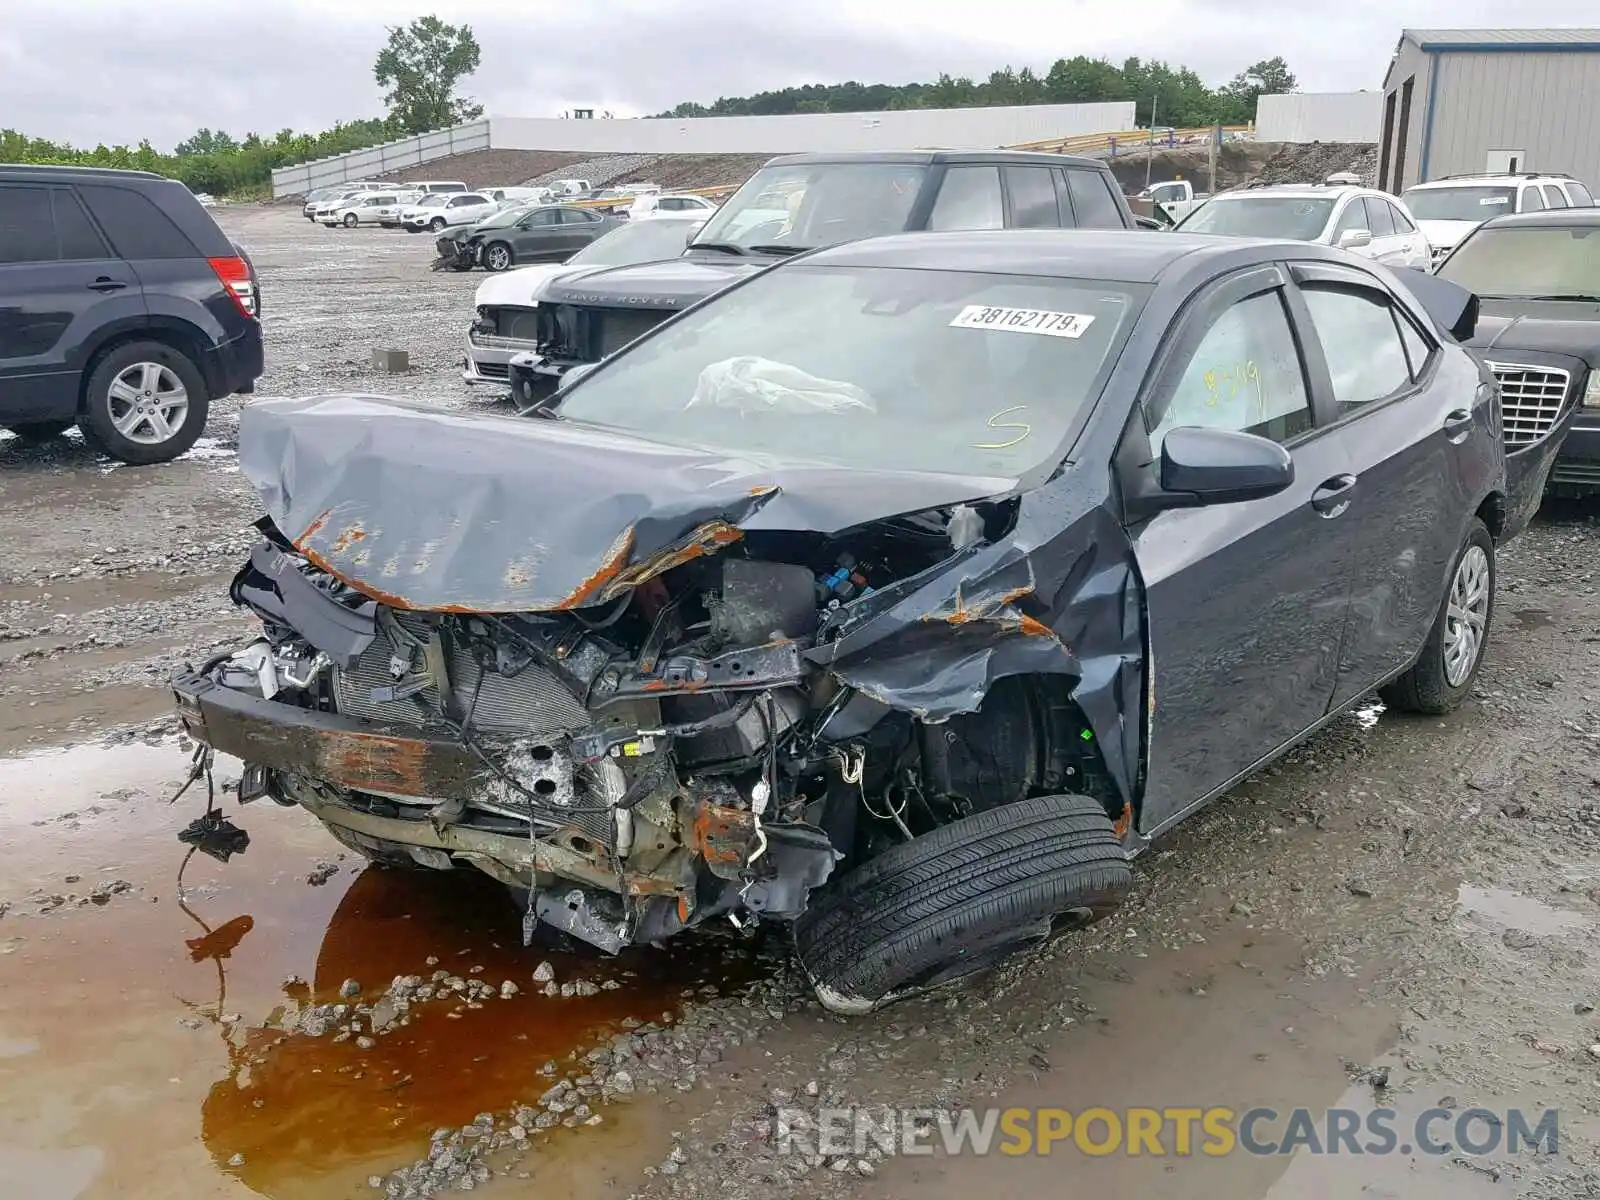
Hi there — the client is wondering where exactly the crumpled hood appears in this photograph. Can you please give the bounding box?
[473,262,599,309]
[1417,218,1481,250]
[537,254,768,311]
[1471,299,1600,370]
[238,394,1015,613]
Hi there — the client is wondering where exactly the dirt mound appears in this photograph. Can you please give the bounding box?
[370,150,593,189]
[1106,141,1380,195]
[609,154,775,192]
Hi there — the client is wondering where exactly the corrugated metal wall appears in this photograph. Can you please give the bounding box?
[1425,52,1600,189]
[270,121,491,197]
[1255,93,1383,143]
[490,102,1135,155]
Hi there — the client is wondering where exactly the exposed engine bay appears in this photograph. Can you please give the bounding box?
[174,499,1120,958]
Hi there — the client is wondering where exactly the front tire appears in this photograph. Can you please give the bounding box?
[793,793,1131,1014]
[78,341,209,466]
[429,217,446,233]
[483,242,513,271]
[1380,518,1494,714]
[343,212,358,228]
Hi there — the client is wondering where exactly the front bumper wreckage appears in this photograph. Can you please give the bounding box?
[174,395,1145,977]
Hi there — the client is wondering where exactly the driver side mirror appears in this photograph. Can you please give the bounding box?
[1126,426,1294,518]
[1337,228,1373,250]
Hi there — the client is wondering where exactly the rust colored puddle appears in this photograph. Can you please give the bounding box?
[0,740,766,1199]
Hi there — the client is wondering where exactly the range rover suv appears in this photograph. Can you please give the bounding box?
[508,149,1150,404]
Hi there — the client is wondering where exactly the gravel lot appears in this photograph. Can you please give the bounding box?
[1,207,1599,1200]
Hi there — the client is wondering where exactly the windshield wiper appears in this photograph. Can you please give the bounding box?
[688,241,750,256]
[746,244,809,257]
[1505,293,1600,303]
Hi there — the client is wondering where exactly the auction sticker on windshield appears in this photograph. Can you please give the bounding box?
[949,306,1096,338]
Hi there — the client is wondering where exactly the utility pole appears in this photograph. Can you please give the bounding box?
[1208,122,1220,193]
[1145,92,1158,190]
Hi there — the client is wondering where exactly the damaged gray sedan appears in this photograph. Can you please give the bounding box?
[171,230,1572,1014]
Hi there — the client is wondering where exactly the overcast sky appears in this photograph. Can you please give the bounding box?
[4,0,1597,150]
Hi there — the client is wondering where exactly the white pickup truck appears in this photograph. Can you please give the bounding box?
[1140,179,1210,223]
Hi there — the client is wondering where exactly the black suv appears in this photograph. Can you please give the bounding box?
[509,150,1148,402]
[0,165,263,464]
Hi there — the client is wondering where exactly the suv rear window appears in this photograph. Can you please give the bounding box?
[78,185,197,259]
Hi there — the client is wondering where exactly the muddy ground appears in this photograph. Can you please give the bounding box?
[2,208,1600,1200]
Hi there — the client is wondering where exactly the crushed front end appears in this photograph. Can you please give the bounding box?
[174,524,853,952]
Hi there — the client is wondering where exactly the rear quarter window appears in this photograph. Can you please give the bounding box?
[1063,169,1127,229]
[77,184,201,259]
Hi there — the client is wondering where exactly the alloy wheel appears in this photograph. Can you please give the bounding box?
[107,362,189,445]
[1443,545,1490,686]
[486,244,511,271]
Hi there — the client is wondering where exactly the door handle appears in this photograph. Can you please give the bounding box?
[88,277,127,292]
[1443,408,1473,443]
[1310,474,1358,518]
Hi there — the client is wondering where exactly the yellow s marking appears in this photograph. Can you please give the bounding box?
[974,405,1032,449]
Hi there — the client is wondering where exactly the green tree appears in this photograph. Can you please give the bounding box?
[1217,56,1298,123]
[373,15,484,135]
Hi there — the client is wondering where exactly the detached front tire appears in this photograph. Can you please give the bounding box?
[1380,518,1494,714]
[794,793,1131,1014]
[79,340,209,466]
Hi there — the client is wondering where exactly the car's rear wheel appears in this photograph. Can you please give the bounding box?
[5,419,75,443]
[483,242,514,271]
[429,217,446,233]
[343,212,358,228]
[793,793,1131,1014]
[79,341,209,466]
[1380,518,1494,714]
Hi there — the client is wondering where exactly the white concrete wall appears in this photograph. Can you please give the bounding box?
[490,102,1136,155]
[270,121,491,196]
[1255,93,1383,143]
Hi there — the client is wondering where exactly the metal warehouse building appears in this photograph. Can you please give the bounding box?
[1378,28,1600,192]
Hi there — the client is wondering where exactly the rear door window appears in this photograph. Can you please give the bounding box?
[1062,169,1126,228]
[928,166,1003,231]
[1363,197,1396,236]
[53,190,110,261]
[78,185,198,259]
[1388,202,1417,234]
[1300,286,1414,415]
[1540,184,1568,209]
[1002,166,1063,228]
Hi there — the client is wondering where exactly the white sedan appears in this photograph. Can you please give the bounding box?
[1172,184,1431,271]
[627,193,720,219]
[322,192,406,228]
[398,192,499,233]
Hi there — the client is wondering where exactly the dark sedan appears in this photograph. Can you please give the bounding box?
[1435,207,1600,495]
[173,231,1571,1017]
[434,204,621,272]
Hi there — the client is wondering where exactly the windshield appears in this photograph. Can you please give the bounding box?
[690,163,927,252]
[555,264,1146,477]
[1175,196,1335,240]
[570,218,701,266]
[1436,225,1600,299]
[1400,186,1516,221]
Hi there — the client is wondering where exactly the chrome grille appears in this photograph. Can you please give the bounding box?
[1487,362,1570,446]
[333,611,590,738]
[475,361,510,380]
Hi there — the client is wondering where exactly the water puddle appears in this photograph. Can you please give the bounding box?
[0,738,769,1199]
[1455,885,1594,937]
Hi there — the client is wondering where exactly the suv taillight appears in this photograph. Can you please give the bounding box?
[209,256,258,319]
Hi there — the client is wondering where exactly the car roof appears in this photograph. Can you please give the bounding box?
[1208,185,1371,200]
[0,163,164,183]
[762,149,1105,170]
[800,229,1326,284]
[1481,208,1600,229]
[1405,174,1571,189]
